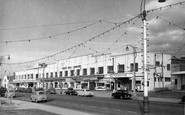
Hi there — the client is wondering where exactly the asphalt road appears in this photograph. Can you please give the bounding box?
[14,92,184,115]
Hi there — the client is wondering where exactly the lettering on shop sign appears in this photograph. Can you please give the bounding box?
[74,65,81,68]
[62,65,81,69]
[62,67,67,69]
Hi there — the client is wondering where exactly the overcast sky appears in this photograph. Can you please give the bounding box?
[1,0,185,73]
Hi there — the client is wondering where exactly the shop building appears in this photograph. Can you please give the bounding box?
[171,57,185,90]
[12,52,172,91]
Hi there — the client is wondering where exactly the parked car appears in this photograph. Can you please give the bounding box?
[46,88,56,94]
[111,90,132,99]
[64,88,78,95]
[77,89,94,97]
[182,96,185,103]
[30,91,47,103]
[0,86,7,97]
[5,90,16,98]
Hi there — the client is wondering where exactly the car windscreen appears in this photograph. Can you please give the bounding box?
[39,92,45,94]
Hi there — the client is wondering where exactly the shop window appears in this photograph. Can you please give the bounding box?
[70,82,74,88]
[81,83,88,89]
[71,70,74,76]
[98,67,104,74]
[55,82,58,88]
[118,64,124,73]
[65,71,68,77]
[77,69,80,76]
[55,72,58,77]
[90,68,95,75]
[31,74,33,79]
[83,68,87,75]
[107,66,114,73]
[167,64,170,71]
[130,63,138,72]
[97,82,105,90]
[64,83,68,88]
[175,79,177,85]
[59,71,62,77]
[156,61,160,67]
[36,74,38,79]
[50,72,53,78]
[165,77,171,82]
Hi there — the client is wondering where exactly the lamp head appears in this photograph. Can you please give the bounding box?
[158,0,165,2]
[126,46,129,51]
[8,55,10,60]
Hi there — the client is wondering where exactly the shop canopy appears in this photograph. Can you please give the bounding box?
[171,71,185,75]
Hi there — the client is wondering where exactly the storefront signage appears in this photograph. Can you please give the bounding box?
[62,65,81,70]
[74,65,81,68]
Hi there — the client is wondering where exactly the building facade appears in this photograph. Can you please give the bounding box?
[171,57,185,90]
[11,52,172,91]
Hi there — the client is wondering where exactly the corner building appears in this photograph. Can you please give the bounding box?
[13,52,172,91]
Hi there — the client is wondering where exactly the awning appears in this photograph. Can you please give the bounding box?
[171,71,185,75]
[37,77,65,82]
[10,80,38,84]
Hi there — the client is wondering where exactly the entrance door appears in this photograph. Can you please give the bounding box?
[89,81,95,90]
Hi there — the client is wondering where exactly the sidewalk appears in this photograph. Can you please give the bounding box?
[0,97,100,115]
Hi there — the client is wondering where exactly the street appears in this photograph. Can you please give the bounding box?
[14,92,184,115]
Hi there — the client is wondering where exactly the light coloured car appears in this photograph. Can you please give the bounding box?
[77,89,94,97]
[5,90,15,98]
[30,91,47,103]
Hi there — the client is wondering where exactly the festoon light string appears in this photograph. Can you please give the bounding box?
[4,14,141,65]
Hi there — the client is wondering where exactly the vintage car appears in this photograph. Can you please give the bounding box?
[77,89,94,97]
[111,90,132,99]
[46,88,56,94]
[30,91,48,103]
[5,90,15,98]
[64,88,78,95]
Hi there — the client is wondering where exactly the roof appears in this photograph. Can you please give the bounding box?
[171,71,185,75]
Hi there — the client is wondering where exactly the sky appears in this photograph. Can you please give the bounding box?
[0,0,185,74]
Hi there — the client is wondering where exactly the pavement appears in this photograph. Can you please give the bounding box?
[0,91,182,115]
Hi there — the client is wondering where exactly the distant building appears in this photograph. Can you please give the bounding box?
[11,52,172,91]
[1,75,15,89]
[171,57,185,90]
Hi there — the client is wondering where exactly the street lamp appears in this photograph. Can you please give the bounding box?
[140,0,165,114]
[126,45,137,98]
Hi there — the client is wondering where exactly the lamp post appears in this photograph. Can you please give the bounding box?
[126,45,137,97]
[140,0,165,114]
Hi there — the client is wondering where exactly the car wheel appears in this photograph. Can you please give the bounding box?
[30,98,33,102]
[120,96,124,99]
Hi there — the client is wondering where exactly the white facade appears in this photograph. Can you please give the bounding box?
[12,52,172,91]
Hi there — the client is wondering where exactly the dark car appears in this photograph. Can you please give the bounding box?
[0,86,7,97]
[111,90,132,99]
[46,88,56,94]
[64,88,78,95]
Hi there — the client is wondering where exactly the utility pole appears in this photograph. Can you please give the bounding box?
[140,0,165,114]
